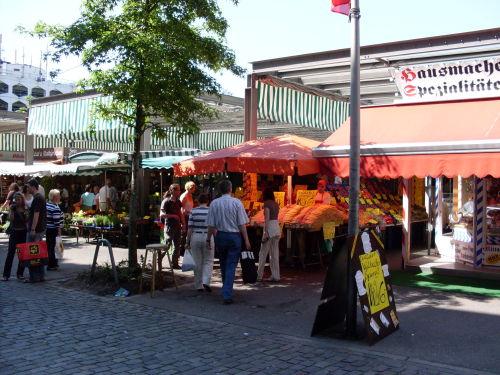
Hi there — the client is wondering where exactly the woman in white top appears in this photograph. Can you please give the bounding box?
[257,187,281,282]
[22,184,34,209]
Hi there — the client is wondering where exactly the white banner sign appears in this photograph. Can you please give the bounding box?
[392,57,500,102]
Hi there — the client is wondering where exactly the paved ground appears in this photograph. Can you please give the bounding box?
[1,234,499,374]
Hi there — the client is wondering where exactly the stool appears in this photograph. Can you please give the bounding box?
[139,243,178,297]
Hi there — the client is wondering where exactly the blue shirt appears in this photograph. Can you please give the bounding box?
[81,192,95,207]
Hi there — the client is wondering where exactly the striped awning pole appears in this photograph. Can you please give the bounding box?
[473,177,485,268]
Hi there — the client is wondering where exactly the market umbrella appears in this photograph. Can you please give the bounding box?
[173,134,320,177]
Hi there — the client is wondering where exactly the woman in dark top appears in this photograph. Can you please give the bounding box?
[257,187,282,282]
[2,192,28,281]
[1,183,20,211]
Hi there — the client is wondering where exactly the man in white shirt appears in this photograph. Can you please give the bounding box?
[98,178,118,211]
[314,179,332,205]
[207,180,250,305]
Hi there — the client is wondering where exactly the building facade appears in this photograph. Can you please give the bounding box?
[0,60,74,112]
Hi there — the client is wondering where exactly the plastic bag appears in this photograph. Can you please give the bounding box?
[55,236,64,259]
[181,249,195,272]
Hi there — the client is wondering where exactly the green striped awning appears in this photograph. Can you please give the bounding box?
[29,95,133,142]
[120,149,202,163]
[151,130,244,151]
[27,94,244,152]
[257,80,349,132]
[0,133,134,152]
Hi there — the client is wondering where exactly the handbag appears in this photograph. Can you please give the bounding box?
[55,236,64,259]
[181,249,195,272]
[16,241,49,266]
[240,250,257,284]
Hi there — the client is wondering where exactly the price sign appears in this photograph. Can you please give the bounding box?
[350,230,399,344]
[242,200,251,210]
[360,250,390,314]
[274,192,286,208]
[323,222,336,240]
[296,190,317,207]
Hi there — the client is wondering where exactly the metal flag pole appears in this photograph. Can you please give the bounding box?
[346,0,361,338]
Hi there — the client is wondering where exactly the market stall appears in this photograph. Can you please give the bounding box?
[174,134,338,266]
[313,97,500,269]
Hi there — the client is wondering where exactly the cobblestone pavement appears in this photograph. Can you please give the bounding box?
[1,280,496,375]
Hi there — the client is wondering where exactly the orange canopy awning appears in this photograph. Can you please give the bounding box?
[174,134,320,177]
[314,97,500,178]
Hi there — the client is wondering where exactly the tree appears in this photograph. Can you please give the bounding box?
[30,0,243,267]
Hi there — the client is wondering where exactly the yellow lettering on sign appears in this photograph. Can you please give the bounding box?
[375,193,381,199]
[373,198,380,204]
[345,197,350,204]
[323,222,336,240]
[360,198,366,205]
[382,194,387,200]
[366,198,373,205]
[296,190,317,207]
[359,251,390,314]
[274,192,285,209]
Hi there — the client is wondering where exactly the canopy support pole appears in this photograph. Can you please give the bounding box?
[160,171,163,198]
[401,178,413,267]
[246,74,258,141]
[24,114,34,166]
[346,0,361,339]
[473,177,485,268]
[244,87,251,142]
[425,177,433,255]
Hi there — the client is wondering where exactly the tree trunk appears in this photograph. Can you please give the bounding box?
[128,101,145,268]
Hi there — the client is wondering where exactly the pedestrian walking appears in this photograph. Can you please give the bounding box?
[207,180,250,305]
[257,187,281,282]
[26,178,47,283]
[180,181,196,256]
[185,193,213,292]
[160,184,184,269]
[46,189,63,271]
[2,192,28,281]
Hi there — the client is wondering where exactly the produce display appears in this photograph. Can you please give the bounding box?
[290,204,347,231]
[249,179,428,231]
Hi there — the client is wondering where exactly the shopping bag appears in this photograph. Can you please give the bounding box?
[181,249,195,272]
[16,241,48,262]
[55,236,64,259]
[240,251,257,284]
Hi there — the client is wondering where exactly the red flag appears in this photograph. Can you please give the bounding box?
[331,0,350,15]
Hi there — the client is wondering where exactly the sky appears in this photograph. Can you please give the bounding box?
[1,0,499,98]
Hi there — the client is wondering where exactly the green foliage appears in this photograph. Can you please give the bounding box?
[28,0,244,137]
[24,0,243,264]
